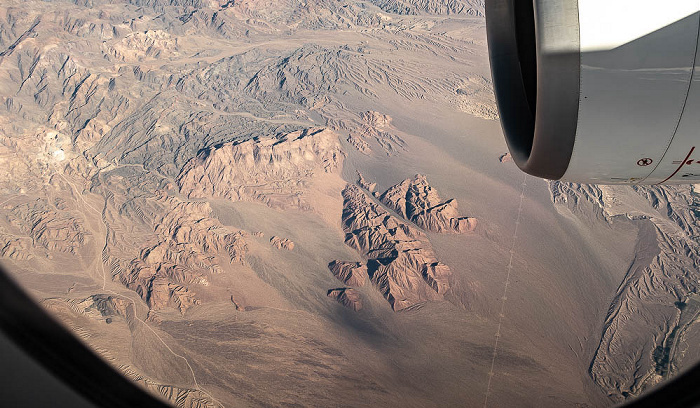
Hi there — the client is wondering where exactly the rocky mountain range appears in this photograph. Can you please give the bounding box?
[0,0,698,407]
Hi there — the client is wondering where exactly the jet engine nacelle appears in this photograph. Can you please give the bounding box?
[486,0,700,184]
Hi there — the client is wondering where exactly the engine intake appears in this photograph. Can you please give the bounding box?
[486,0,700,184]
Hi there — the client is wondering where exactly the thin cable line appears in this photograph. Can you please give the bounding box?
[483,174,527,408]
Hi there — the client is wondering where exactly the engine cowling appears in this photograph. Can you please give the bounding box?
[486,0,700,184]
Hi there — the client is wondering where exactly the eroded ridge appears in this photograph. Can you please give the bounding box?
[380,174,477,233]
[328,260,368,287]
[120,198,248,315]
[4,199,89,256]
[371,0,485,16]
[327,288,363,311]
[270,236,295,251]
[549,182,700,401]
[340,184,451,311]
[177,127,344,210]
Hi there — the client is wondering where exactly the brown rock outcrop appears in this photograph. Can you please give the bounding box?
[106,30,179,62]
[421,262,451,295]
[341,184,450,311]
[0,236,32,260]
[328,260,368,287]
[7,201,88,254]
[230,294,246,311]
[347,133,372,154]
[119,199,247,314]
[177,127,344,210]
[379,174,477,233]
[327,288,363,311]
[270,236,295,251]
[356,171,377,194]
[148,278,200,314]
[81,294,131,319]
[31,214,88,253]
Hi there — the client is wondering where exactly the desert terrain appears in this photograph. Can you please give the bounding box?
[0,1,699,407]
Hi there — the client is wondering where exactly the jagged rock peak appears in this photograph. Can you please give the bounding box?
[356,171,377,193]
[270,236,295,251]
[340,184,451,311]
[327,288,363,311]
[379,174,477,233]
[328,260,368,287]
